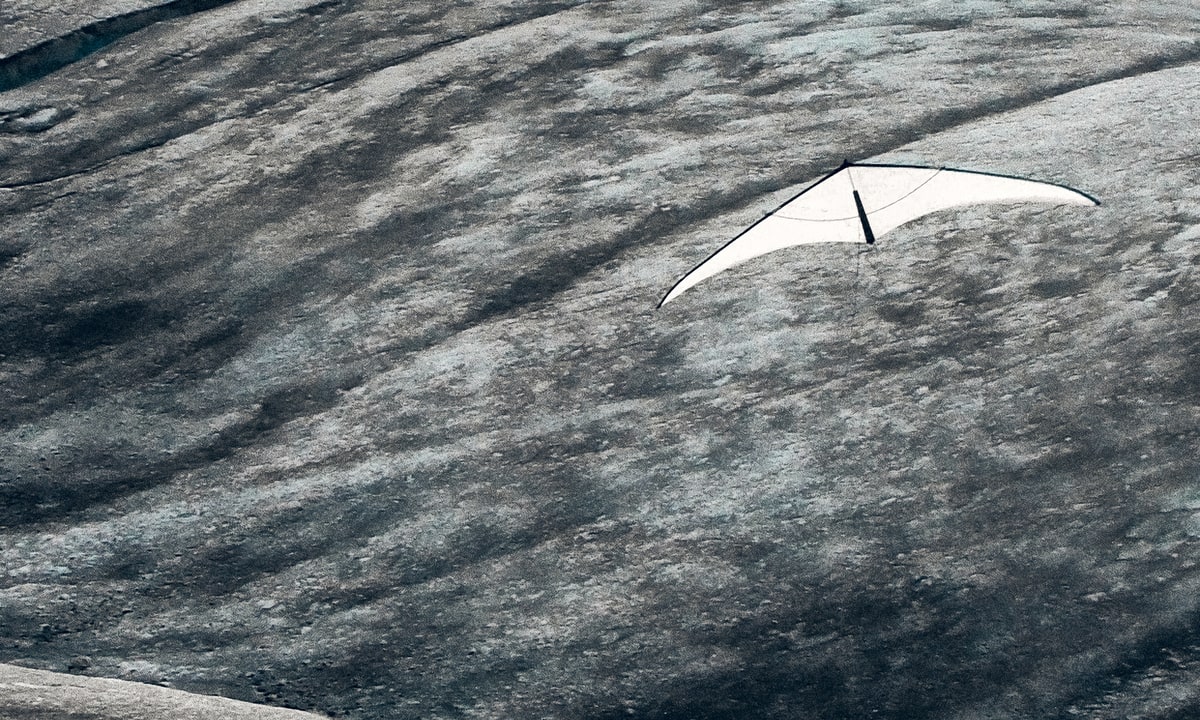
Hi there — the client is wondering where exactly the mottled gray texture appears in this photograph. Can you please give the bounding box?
[2,1,1199,719]
[1,1,165,59]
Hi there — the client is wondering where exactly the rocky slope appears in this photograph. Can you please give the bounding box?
[0,662,330,719]
[2,1,1199,719]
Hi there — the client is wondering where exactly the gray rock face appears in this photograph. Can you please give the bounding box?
[0,0,244,92]
[0,662,330,719]
[2,2,1199,719]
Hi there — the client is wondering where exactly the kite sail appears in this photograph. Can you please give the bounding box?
[659,161,1099,306]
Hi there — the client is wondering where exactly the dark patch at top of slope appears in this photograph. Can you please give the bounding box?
[0,0,248,93]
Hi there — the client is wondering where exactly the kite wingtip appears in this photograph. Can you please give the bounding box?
[658,274,695,308]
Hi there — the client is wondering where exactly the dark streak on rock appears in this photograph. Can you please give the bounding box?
[0,0,582,189]
[466,204,746,324]
[886,41,1200,152]
[301,0,583,96]
[1058,606,1200,718]
[0,369,364,526]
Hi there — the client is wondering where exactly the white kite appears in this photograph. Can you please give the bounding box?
[659,161,1099,306]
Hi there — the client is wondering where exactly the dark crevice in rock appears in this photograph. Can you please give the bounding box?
[0,0,244,93]
[0,105,73,133]
[0,113,215,189]
[0,158,114,190]
[884,40,1200,153]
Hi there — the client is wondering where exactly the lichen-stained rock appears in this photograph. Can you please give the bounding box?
[2,2,1200,720]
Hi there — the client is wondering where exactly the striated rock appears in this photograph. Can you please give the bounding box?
[0,1,247,92]
[1,1,167,60]
[2,2,1200,719]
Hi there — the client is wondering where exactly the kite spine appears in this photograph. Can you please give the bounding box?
[852,190,876,245]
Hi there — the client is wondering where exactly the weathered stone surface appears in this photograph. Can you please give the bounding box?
[0,662,330,719]
[2,1,164,60]
[2,2,1200,719]
[0,1,248,92]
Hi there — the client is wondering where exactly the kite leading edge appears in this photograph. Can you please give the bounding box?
[658,161,1099,307]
